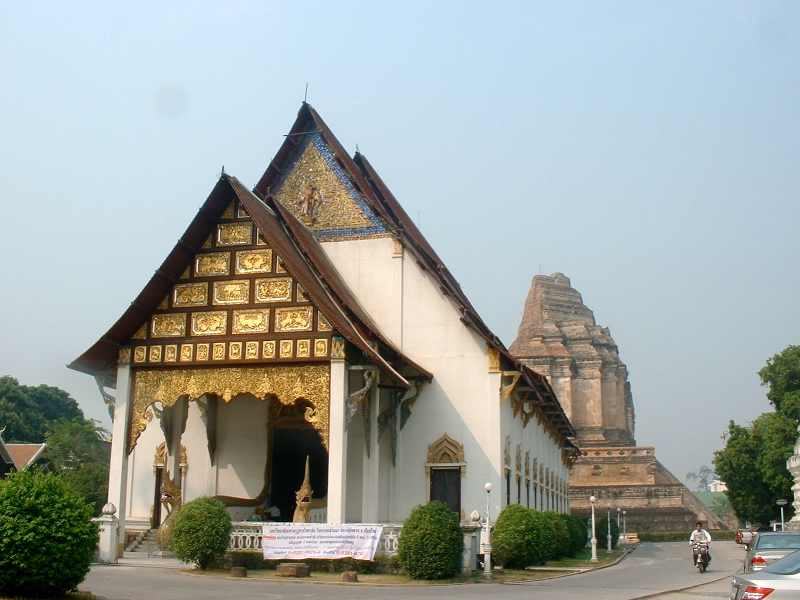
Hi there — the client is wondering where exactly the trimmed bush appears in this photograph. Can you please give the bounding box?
[0,469,99,598]
[397,501,463,580]
[492,504,555,568]
[596,513,620,549]
[544,512,571,560]
[172,496,232,569]
[564,514,589,557]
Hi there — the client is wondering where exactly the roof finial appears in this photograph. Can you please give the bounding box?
[221,165,226,176]
[304,83,309,104]
[355,143,360,155]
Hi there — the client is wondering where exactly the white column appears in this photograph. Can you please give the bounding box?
[106,349,133,560]
[486,367,503,515]
[326,357,348,523]
[361,381,380,523]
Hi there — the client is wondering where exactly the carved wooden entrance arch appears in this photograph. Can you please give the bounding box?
[128,366,330,453]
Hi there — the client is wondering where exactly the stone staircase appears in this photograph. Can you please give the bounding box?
[125,529,159,554]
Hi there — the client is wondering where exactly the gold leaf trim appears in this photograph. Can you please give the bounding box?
[130,366,330,452]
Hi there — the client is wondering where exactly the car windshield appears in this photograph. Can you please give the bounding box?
[763,550,800,575]
[755,534,800,550]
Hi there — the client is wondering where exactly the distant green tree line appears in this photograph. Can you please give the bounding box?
[0,375,109,515]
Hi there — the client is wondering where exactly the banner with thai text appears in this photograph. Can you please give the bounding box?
[261,524,384,560]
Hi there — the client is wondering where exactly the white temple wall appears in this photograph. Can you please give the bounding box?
[322,236,567,522]
[215,394,268,500]
[126,416,162,522]
[182,400,212,503]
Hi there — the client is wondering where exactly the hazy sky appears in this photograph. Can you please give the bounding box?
[1,2,798,489]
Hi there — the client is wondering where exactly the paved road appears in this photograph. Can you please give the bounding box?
[82,541,746,600]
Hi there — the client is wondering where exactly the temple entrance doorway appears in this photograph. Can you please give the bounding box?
[268,400,328,522]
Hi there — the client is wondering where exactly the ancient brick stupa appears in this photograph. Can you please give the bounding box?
[510,273,724,531]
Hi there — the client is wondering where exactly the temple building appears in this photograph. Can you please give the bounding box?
[510,273,724,531]
[70,104,577,556]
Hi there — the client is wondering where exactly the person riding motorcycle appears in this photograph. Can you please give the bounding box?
[689,521,712,564]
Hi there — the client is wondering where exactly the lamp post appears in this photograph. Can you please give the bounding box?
[483,482,493,579]
[589,495,598,563]
[622,510,627,543]
[606,502,612,552]
[617,507,622,543]
[778,499,788,531]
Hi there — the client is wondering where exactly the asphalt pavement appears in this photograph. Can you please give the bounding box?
[82,541,746,600]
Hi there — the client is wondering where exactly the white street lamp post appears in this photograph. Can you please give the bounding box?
[778,499,788,531]
[606,502,612,552]
[617,507,622,543]
[483,482,493,579]
[589,495,598,563]
[623,510,627,543]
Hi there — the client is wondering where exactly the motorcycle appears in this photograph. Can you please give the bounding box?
[692,541,709,572]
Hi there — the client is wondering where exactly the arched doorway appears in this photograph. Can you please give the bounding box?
[268,399,328,521]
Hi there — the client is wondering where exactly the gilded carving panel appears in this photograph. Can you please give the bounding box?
[317,313,332,332]
[262,341,276,358]
[173,283,208,307]
[245,341,259,359]
[232,309,270,334]
[134,347,147,363]
[314,339,328,357]
[254,277,293,303]
[180,344,194,361]
[164,345,178,363]
[213,280,250,305]
[149,346,162,363]
[191,311,228,335]
[212,342,226,360]
[130,365,331,451]
[151,314,187,338]
[195,253,230,277]
[297,340,310,358]
[197,343,210,361]
[229,342,243,360]
[217,222,252,246]
[280,340,293,358]
[275,307,313,332]
[235,249,272,274]
[133,324,147,340]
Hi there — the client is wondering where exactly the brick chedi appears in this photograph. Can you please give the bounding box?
[510,273,725,532]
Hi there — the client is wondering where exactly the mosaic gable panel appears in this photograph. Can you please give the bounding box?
[127,195,332,368]
[273,133,390,240]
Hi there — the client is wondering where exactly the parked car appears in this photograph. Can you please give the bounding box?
[731,549,800,599]
[738,525,774,546]
[744,532,800,573]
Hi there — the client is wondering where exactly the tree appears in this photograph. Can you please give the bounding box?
[0,376,83,443]
[686,466,715,492]
[713,346,800,524]
[42,418,111,516]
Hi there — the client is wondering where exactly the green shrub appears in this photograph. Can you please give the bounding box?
[596,513,620,549]
[544,512,571,560]
[0,469,98,598]
[492,504,555,568]
[564,514,589,557]
[637,529,735,542]
[172,496,232,569]
[397,501,463,579]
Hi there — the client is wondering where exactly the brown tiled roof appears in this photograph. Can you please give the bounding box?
[6,443,46,469]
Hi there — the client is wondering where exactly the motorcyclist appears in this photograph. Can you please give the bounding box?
[689,521,712,564]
